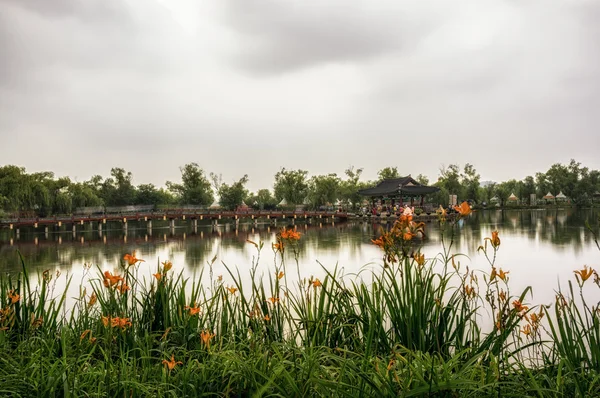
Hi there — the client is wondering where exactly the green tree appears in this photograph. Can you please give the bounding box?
[460,164,480,202]
[69,182,103,209]
[521,176,536,204]
[273,168,309,205]
[136,184,174,206]
[415,174,430,186]
[433,164,461,204]
[247,189,276,210]
[218,175,249,210]
[167,163,214,206]
[377,167,400,181]
[340,166,365,208]
[307,174,341,208]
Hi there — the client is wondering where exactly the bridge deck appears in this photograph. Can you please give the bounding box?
[1,210,349,228]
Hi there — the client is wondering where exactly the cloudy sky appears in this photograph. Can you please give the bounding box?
[1,0,599,192]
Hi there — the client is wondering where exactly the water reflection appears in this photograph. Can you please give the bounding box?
[0,209,598,304]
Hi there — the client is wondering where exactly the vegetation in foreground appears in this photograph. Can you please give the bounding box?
[0,208,599,397]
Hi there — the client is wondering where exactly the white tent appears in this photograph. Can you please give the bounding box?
[543,192,555,200]
[209,200,221,209]
[508,193,518,201]
[555,191,567,200]
[277,198,288,206]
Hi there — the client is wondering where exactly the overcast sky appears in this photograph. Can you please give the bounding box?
[1,0,599,192]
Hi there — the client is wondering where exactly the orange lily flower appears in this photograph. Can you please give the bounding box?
[280,228,301,240]
[264,314,270,321]
[436,205,447,219]
[267,297,280,304]
[272,241,284,252]
[413,253,425,266]
[80,329,91,342]
[200,330,215,348]
[161,260,172,272]
[464,285,474,297]
[123,251,144,266]
[103,271,123,288]
[227,286,238,295]
[499,290,506,302]
[88,292,97,307]
[7,290,20,304]
[491,231,500,248]
[117,283,130,294]
[574,265,595,284]
[185,304,201,316]
[521,324,532,336]
[162,355,182,371]
[101,316,110,327]
[453,202,472,216]
[111,317,132,330]
[246,239,258,248]
[512,300,529,313]
[402,232,414,241]
[498,268,509,282]
[312,279,322,288]
[153,273,162,281]
[277,271,284,280]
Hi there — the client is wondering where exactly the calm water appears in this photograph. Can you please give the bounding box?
[1,209,599,307]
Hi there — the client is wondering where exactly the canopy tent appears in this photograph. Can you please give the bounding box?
[543,192,555,200]
[209,200,221,209]
[555,191,567,200]
[277,198,288,207]
[238,200,249,209]
[508,193,518,201]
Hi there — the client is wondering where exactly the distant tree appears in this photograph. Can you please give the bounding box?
[136,183,174,206]
[247,189,276,210]
[434,164,461,204]
[69,182,103,209]
[415,174,429,186]
[377,167,400,181]
[100,168,136,206]
[460,164,481,202]
[484,182,496,203]
[218,175,249,210]
[273,168,309,205]
[340,166,365,208]
[307,174,341,208]
[167,163,213,206]
[522,176,536,204]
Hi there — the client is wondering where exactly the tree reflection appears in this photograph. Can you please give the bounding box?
[0,209,598,275]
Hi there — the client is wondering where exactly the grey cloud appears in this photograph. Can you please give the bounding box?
[220,0,445,75]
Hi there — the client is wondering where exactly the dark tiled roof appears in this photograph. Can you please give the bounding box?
[358,176,440,197]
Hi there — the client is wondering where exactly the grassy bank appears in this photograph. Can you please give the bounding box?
[0,211,599,397]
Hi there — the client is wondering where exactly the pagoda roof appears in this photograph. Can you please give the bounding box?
[358,176,440,197]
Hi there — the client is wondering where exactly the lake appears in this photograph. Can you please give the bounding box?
[1,208,599,309]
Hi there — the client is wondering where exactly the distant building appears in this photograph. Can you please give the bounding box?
[358,176,440,208]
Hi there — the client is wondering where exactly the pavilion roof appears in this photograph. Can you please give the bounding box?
[358,176,440,197]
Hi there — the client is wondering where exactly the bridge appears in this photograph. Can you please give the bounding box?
[0,209,349,235]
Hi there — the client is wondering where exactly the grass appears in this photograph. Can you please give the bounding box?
[0,214,598,397]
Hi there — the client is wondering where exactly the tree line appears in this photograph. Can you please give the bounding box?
[0,160,598,217]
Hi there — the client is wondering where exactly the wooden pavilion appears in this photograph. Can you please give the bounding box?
[358,176,440,208]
